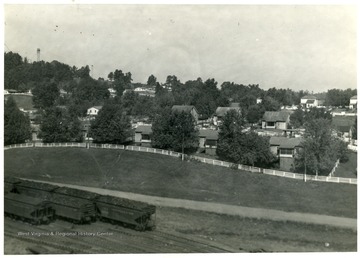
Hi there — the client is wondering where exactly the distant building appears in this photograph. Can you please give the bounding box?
[270,136,303,171]
[171,105,199,123]
[199,129,219,156]
[349,95,357,109]
[134,87,155,97]
[256,98,262,104]
[229,102,240,108]
[300,95,319,108]
[134,125,152,147]
[87,106,103,116]
[108,88,117,98]
[332,116,356,143]
[214,107,241,126]
[261,111,291,130]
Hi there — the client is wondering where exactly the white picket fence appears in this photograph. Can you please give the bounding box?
[4,142,357,185]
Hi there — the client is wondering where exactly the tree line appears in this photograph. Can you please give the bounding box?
[4,51,355,175]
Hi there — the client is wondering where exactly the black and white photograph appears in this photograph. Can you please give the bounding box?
[2,1,357,254]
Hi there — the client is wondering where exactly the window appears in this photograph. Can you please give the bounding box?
[142,134,150,140]
[280,148,293,155]
[267,122,275,127]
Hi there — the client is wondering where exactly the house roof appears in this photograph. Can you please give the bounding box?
[135,125,152,134]
[270,137,302,149]
[332,116,355,133]
[199,129,219,140]
[171,105,197,113]
[215,107,241,117]
[262,111,291,122]
[306,99,315,104]
[91,106,103,110]
[337,125,351,133]
[301,95,317,100]
[229,102,240,107]
[351,95,357,99]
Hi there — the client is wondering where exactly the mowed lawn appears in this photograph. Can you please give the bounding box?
[4,147,357,218]
[334,152,357,178]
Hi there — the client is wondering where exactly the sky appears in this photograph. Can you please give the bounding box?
[3,4,357,92]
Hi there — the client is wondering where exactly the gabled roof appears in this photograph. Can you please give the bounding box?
[135,125,153,134]
[337,125,351,133]
[172,105,197,114]
[332,116,356,127]
[199,129,219,140]
[91,106,103,110]
[215,107,241,117]
[263,111,291,122]
[301,95,317,100]
[270,137,302,149]
[350,95,357,99]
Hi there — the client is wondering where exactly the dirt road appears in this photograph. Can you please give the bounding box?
[24,178,357,230]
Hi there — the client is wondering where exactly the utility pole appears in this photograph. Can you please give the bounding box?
[181,132,184,161]
[304,150,307,182]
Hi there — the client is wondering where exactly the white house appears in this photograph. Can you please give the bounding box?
[87,106,103,116]
[301,95,318,108]
[349,95,357,109]
[108,88,116,98]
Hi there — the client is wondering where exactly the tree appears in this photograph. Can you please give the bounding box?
[217,110,275,166]
[305,107,332,122]
[289,108,305,128]
[261,96,281,111]
[4,96,32,145]
[108,72,114,81]
[38,107,83,143]
[294,118,347,176]
[152,108,199,153]
[147,74,157,87]
[246,104,265,124]
[352,116,357,140]
[32,81,60,109]
[89,104,132,144]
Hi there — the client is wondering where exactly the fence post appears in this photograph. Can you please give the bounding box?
[213,160,215,165]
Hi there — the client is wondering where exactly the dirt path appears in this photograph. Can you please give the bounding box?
[24,178,357,230]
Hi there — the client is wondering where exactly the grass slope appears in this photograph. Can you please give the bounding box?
[4,148,357,218]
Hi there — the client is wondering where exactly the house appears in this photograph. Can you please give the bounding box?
[87,106,103,116]
[270,136,303,171]
[349,95,357,109]
[108,88,116,98]
[134,87,156,97]
[331,108,357,117]
[199,129,219,155]
[31,124,41,142]
[59,89,68,97]
[301,95,318,108]
[261,111,291,130]
[134,125,152,147]
[171,105,199,123]
[214,107,241,126]
[256,98,262,104]
[332,116,356,142]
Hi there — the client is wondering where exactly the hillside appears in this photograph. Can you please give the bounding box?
[4,147,357,218]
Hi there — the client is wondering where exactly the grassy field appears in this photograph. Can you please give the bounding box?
[4,147,357,218]
[334,152,357,178]
[5,95,34,110]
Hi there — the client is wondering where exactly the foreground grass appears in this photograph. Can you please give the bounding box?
[158,207,357,252]
[4,147,357,218]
